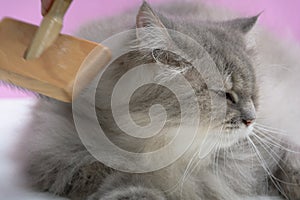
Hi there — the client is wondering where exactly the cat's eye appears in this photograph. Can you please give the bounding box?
[211,90,238,104]
[225,92,238,104]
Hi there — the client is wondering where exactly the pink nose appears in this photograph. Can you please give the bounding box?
[243,119,255,127]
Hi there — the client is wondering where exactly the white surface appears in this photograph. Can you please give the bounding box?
[0,98,66,200]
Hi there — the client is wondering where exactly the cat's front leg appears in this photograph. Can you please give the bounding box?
[274,142,300,199]
[87,173,166,200]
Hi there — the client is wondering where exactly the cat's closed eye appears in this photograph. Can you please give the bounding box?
[212,90,238,104]
[225,92,238,104]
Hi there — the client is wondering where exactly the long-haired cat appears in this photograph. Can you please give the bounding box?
[17,1,300,200]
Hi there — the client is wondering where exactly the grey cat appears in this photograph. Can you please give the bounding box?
[17,1,300,200]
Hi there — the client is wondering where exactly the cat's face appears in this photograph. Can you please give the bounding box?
[195,20,258,147]
[133,2,259,147]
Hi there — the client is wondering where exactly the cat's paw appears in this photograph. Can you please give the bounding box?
[88,186,166,200]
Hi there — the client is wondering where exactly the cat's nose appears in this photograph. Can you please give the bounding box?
[242,118,255,127]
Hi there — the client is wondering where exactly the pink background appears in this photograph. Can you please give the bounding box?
[0,0,299,99]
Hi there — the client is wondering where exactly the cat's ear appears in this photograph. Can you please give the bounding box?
[225,15,260,34]
[136,1,165,29]
[135,1,172,48]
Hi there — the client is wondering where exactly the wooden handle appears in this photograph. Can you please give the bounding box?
[47,0,72,20]
[24,0,72,60]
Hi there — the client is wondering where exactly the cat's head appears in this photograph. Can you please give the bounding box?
[130,2,259,147]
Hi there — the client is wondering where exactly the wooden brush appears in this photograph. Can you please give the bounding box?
[0,18,111,102]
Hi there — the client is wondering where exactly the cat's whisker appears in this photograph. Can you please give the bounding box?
[252,133,284,160]
[251,134,288,177]
[210,134,221,177]
[179,128,218,195]
[245,138,256,172]
[228,142,249,181]
[254,128,285,146]
[252,133,300,186]
[215,125,226,177]
[246,136,289,199]
[254,129,300,154]
[255,127,288,137]
[169,146,202,196]
[224,133,230,168]
[181,149,201,184]
[254,128,287,144]
[198,126,218,159]
[266,64,292,72]
[212,144,219,177]
[254,127,285,140]
[254,129,292,152]
[255,123,288,135]
[215,139,222,178]
[254,128,290,148]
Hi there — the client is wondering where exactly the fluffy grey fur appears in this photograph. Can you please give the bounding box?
[17,1,300,200]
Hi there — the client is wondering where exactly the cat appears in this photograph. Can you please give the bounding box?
[17,1,300,200]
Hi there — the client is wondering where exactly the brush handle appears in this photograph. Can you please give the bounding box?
[46,0,72,21]
[24,0,72,59]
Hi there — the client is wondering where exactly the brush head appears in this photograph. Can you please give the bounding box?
[0,18,111,102]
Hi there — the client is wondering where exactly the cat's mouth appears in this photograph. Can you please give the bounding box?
[207,123,255,148]
[220,121,242,132]
[223,123,255,135]
[222,119,255,131]
[224,125,241,130]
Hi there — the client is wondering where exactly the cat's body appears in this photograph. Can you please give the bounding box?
[17,1,300,200]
